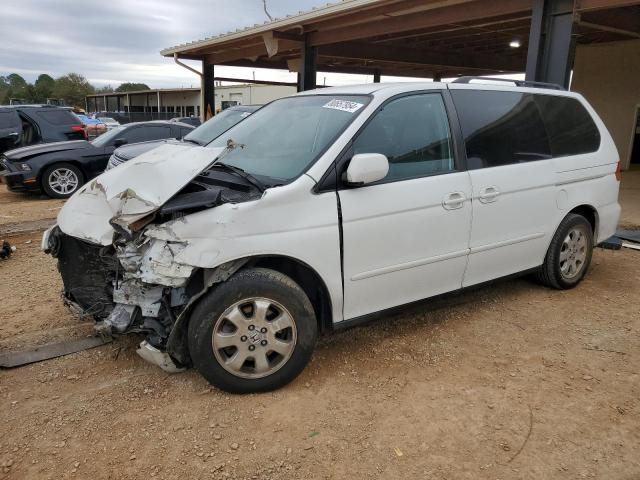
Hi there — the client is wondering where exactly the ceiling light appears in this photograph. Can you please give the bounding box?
[509,39,521,48]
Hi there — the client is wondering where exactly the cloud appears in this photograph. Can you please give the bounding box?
[0,0,332,88]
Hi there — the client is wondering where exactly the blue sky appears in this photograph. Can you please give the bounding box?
[1,0,386,88]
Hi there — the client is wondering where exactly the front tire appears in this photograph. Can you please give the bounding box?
[536,213,594,289]
[41,163,84,199]
[188,268,317,393]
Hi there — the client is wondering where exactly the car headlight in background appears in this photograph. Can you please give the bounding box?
[18,163,31,171]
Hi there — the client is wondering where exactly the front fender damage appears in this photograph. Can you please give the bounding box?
[47,143,258,372]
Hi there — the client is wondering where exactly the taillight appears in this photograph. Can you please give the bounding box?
[615,161,621,181]
[70,125,88,140]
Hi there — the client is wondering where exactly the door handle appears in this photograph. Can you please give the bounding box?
[442,191,466,210]
[479,186,500,203]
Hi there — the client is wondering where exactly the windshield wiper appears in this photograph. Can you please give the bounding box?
[212,162,266,193]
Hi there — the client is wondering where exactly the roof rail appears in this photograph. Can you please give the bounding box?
[451,76,565,91]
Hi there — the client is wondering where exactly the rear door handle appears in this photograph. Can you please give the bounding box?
[479,186,500,203]
[442,191,466,210]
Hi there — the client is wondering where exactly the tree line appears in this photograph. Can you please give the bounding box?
[0,73,150,108]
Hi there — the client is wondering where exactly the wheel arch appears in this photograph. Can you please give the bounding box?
[166,254,334,366]
[567,204,598,235]
[540,204,599,268]
[246,255,334,334]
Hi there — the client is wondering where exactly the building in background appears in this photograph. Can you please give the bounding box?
[85,83,296,123]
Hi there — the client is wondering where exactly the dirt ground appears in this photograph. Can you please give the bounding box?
[0,184,639,480]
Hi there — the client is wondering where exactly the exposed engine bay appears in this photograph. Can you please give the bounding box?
[43,144,264,371]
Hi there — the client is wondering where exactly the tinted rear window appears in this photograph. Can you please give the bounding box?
[37,109,80,125]
[534,95,600,156]
[125,125,172,143]
[451,90,551,169]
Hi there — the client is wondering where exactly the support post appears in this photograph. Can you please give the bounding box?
[202,60,215,120]
[298,35,317,92]
[103,95,107,112]
[157,91,161,117]
[525,0,575,88]
[373,69,381,83]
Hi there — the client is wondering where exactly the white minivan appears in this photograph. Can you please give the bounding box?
[44,79,621,393]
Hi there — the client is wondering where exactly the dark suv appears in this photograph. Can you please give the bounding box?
[0,105,86,154]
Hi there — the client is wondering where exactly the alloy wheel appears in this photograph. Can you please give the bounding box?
[559,226,588,280]
[48,168,79,196]
[212,297,297,379]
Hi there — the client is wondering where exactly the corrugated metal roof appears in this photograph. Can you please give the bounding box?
[160,0,385,56]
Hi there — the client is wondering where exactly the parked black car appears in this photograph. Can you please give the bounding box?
[107,105,259,169]
[0,105,86,154]
[0,120,194,198]
[170,116,202,127]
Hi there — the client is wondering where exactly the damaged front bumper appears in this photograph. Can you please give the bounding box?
[44,225,195,371]
[42,144,257,373]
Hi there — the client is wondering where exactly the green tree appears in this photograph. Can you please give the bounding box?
[95,85,114,94]
[6,73,27,90]
[0,73,28,103]
[0,76,10,104]
[52,73,95,107]
[115,82,150,92]
[33,74,55,103]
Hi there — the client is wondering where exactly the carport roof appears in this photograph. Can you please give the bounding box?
[161,0,640,78]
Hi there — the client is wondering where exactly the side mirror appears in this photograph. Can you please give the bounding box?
[345,153,389,186]
[113,138,127,147]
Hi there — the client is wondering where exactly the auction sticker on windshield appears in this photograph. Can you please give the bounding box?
[322,99,364,113]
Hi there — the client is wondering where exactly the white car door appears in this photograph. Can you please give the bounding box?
[449,87,558,287]
[337,92,473,320]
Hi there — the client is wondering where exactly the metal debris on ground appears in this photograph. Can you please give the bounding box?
[0,240,16,259]
[616,229,640,244]
[0,336,113,368]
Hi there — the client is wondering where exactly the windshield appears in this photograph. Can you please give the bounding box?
[91,125,124,147]
[101,117,117,123]
[184,109,254,145]
[207,95,370,182]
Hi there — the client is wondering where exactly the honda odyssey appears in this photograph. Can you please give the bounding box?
[42,79,621,393]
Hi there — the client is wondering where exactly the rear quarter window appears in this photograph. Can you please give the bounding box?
[451,90,552,169]
[36,109,80,126]
[534,95,601,156]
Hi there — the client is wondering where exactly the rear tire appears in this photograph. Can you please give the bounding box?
[187,267,317,393]
[536,213,594,289]
[41,163,84,199]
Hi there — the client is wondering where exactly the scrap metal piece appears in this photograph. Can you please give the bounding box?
[622,242,640,251]
[616,229,640,244]
[598,236,622,250]
[101,304,137,333]
[0,240,16,259]
[136,340,184,373]
[0,336,113,368]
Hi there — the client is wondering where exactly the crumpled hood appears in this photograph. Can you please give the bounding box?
[57,143,225,245]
